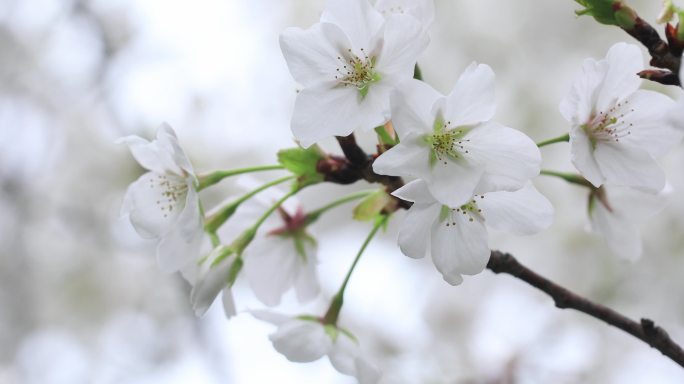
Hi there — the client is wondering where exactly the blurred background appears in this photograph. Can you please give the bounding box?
[2,0,684,383]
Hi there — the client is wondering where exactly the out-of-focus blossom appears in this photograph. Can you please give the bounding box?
[373,73,540,207]
[252,311,380,383]
[119,123,204,273]
[589,184,672,261]
[393,180,553,285]
[243,206,320,307]
[280,0,429,147]
[560,42,681,192]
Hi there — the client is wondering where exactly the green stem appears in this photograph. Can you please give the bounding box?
[211,187,301,267]
[249,188,300,233]
[374,125,396,147]
[306,189,377,224]
[536,133,570,148]
[323,215,388,325]
[197,165,285,191]
[204,175,295,235]
[540,169,593,188]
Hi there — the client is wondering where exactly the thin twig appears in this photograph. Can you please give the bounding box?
[487,250,684,368]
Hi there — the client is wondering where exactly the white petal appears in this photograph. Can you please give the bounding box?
[328,332,359,376]
[376,14,428,78]
[619,90,681,157]
[189,249,233,317]
[279,23,351,87]
[270,320,331,362]
[354,357,382,384]
[376,0,435,27]
[669,97,684,130]
[117,125,187,176]
[321,0,384,49]
[559,58,606,124]
[177,186,202,241]
[156,225,203,273]
[390,79,442,139]
[371,134,430,178]
[391,179,435,204]
[569,127,604,187]
[222,287,237,318]
[156,123,195,176]
[430,210,489,284]
[590,197,641,261]
[244,236,298,307]
[464,122,541,193]
[594,143,665,192]
[291,83,367,148]
[478,183,554,235]
[602,184,671,222]
[427,159,484,208]
[251,310,291,326]
[443,63,496,127]
[293,240,321,303]
[355,81,393,128]
[596,42,643,113]
[397,203,441,259]
[124,172,185,239]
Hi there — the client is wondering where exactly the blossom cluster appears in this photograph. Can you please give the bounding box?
[117,0,684,382]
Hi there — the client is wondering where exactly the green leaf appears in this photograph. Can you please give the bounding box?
[352,189,391,221]
[574,0,620,26]
[277,146,325,187]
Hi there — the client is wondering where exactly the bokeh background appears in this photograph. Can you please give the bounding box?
[2,0,684,383]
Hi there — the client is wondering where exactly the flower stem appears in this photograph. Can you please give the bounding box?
[540,169,594,188]
[536,133,570,148]
[204,175,296,235]
[306,189,377,224]
[323,215,388,325]
[249,187,301,233]
[197,165,285,191]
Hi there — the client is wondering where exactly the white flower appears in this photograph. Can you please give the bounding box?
[280,0,429,147]
[560,42,682,192]
[243,206,320,307]
[184,245,238,318]
[669,54,684,130]
[375,0,435,28]
[119,123,203,273]
[373,70,541,207]
[393,180,553,285]
[589,184,671,261]
[252,311,381,383]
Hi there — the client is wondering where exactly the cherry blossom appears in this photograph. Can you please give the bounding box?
[560,42,682,192]
[589,184,671,261]
[119,123,203,273]
[251,311,380,383]
[393,180,553,285]
[373,70,541,207]
[280,0,429,147]
[243,206,320,307]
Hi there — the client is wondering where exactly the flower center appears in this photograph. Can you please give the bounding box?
[335,48,380,98]
[583,100,634,146]
[440,196,485,226]
[150,174,188,218]
[425,119,470,165]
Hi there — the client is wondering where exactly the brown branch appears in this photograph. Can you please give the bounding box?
[487,250,684,368]
[318,137,684,366]
[617,11,681,86]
